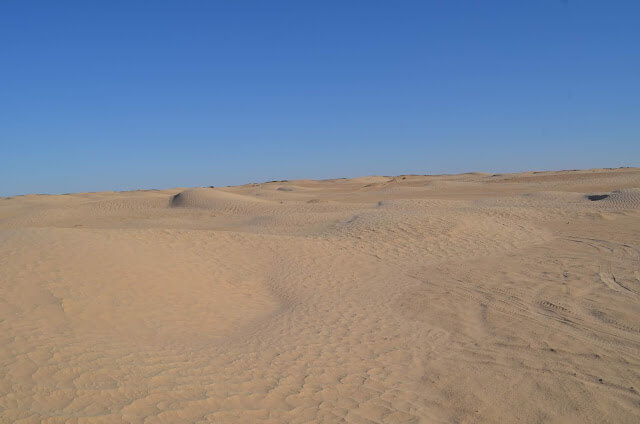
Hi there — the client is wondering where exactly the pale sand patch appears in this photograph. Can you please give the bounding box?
[1,167,639,423]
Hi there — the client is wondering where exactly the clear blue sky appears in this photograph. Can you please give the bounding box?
[1,1,638,196]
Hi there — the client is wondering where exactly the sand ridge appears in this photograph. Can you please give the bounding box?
[1,167,639,423]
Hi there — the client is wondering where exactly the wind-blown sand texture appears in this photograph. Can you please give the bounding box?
[1,167,640,423]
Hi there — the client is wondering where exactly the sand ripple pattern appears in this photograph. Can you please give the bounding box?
[1,168,639,423]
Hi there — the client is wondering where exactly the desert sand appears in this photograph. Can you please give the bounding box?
[1,167,639,423]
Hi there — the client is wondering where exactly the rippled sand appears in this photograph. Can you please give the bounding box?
[1,168,639,423]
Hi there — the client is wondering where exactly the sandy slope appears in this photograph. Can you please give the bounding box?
[1,167,639,423]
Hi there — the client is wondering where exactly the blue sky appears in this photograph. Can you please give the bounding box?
[1,1,638,196]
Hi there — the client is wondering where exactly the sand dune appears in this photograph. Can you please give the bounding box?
[170,187,272,210]
[1,167,639,423]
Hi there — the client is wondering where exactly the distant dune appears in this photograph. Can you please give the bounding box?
[170,187,273,213]
[1,167,639,423]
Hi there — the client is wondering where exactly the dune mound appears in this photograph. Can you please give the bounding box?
[170,187,271,213]
[589,188,640,209]
[517,189,640,210]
